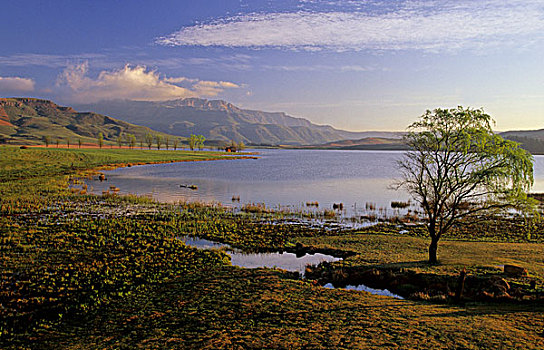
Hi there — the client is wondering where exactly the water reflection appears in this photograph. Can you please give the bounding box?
[88,150,412,217]
[323,283,404,299]
[182,237,341,275]
[87,150,544,218]
[183,237,403,299]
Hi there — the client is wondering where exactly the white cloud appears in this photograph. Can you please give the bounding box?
[157,0,544,52]
[192,80,241,96]
[56,63,240,103]
[0,76,35,92]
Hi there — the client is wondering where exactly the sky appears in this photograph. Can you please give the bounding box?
[1,0,543,131]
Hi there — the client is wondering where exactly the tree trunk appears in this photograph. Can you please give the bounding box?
[429,237,439,264]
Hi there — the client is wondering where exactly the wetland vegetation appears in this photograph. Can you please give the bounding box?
[1,146,544,349]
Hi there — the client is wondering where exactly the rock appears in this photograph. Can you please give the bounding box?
[332,203,344,210]
[504,264,528,277]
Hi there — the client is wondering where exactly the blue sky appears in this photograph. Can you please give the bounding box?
[1,0,543,131]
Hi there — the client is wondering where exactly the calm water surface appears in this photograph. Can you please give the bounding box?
[182,237,342,275]
[182,237,405,298]
[90,149,544,216]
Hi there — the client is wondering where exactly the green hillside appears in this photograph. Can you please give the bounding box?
[0,98,183,146]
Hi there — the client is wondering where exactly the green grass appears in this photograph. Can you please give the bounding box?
[0,146,242,182]
[296,232,544,277]
[37,268,544,349]
[2,146,544,349]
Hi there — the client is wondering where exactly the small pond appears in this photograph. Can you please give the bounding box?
[182,237,404,299]
[182,237,342,275]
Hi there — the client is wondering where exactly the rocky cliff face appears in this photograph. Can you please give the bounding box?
[75,98,401,145]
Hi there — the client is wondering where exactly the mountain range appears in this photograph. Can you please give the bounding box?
[2,97,543,153]
[75,98,402,146]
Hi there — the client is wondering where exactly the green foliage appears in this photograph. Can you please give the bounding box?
[197,134,206,150]
[188,134,197,150]
[155,135,162,150]
[188,134,206,151]
[97,133,104,148]
[145,133,153,150]
[397,106,536,263]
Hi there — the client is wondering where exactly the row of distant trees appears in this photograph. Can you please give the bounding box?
[42,133,250,153]
[42,135,86,149]
[42,133,210,151]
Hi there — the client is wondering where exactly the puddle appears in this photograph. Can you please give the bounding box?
[182,236,404,299]
[323,283,404,299]
[182,237,341,275]
[229,251,341,274]
[183,237,230,250]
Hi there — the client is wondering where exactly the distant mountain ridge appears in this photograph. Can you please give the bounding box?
[0,98,177,145]
[500,129,544,141]
[75,98,403,146]
[301,137,408,150]
[500,129,544,154]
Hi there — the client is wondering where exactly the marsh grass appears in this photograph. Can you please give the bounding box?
[2,146,544,349]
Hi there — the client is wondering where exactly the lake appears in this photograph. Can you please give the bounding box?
[89,149,544,218]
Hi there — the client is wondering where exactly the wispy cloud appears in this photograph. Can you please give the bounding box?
[56,63,240,103]
[262,64,380,72]
[157,0,544,52]
[0,76,35,92]
[142,54,253,71]
[0,53,107,68]
[0,53,254,72]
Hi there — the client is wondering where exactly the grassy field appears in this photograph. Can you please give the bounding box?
[297,231,544,277]
[1,146,543,349]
